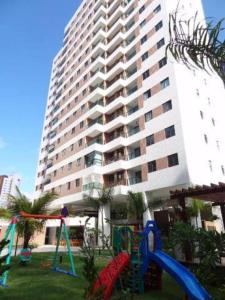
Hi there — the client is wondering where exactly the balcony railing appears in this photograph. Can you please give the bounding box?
[127,105,139,115]
[104,155,127,165]
[107,112,125,123]
[107,132,126,142]
[105,178,127,187]
[89,99,104,109]
[83,182,102,191]
[129,176,142,185]
[85,158,102,167]
[128,127,140,136]
[87,138,103,147]
[88,118,103,128]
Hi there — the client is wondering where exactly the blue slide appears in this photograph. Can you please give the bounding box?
[141,221,212,300]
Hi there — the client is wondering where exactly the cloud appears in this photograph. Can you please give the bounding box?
[0,137,7,149]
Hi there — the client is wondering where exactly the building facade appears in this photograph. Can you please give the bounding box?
[0,174,21,208]
[35,0,225,240]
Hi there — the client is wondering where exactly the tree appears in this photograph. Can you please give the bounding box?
[127,191,145,223]
[186,199,205,228]
[167,9,225,82]
[84,187,113,245]
[0,239,10,276]
[7,187,57,249]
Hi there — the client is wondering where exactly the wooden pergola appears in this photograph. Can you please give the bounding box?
[170,182,225,228]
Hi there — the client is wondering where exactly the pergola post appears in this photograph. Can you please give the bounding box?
[220,204,225,231]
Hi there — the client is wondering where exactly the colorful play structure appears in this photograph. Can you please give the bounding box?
[0,211,77,287]
[92,221,212,300]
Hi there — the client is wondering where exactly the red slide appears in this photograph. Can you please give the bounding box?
[92,252,130,300]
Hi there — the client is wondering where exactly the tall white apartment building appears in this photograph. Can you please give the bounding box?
[0,174,21,208]
[35,0,225,237]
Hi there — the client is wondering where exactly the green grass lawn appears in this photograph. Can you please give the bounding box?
[0,253,222,300]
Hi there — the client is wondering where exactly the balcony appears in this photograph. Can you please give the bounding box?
[127,105,139,116]
[87,137,103,147]
[46,160,53,169]
[107,131,126,143]
[105,178,127,188]
[88,118,103,128]
[128,148,141,160]
[85,158,102,168]
[128,126,140,136]
[104,154,127,165]
[89,99,104,109]
[83,182,102,191]
[48,131,57,139]
[129,176,142,185]
[48,144,55,153]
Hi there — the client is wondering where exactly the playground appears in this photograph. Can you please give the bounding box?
[0,212,224,299]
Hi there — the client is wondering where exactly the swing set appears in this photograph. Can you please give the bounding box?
[0,211,78,287]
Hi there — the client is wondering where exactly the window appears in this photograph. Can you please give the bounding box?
[155,21,163,31]
[141,35,147,44]
[146,134,155,146]
[78,139,82,147]
[204,134,208,144]
[80,121,84,128]
[145,110,153,122]
[148,160,156,172]
[163,100,172,112]
[68,162,72,170]
[221,165,225,176]
[208,160,213,172]
[76,158,81,166]
[140,20,146,28]
[168,153,179,167]
[159,57,167,68]
[143,70,150,80]
[143,89,151,100]
[211,118,215,126]
[75,178,80,187]
[139,5,145,14]
[70,144,74,151]
[157,38,165,49]
[165,125,175,138]
[72,127,75,134]
[53,170,57,177]
[56,153,58,160]
[160,77,170,89]
[200,111,204,119]
[142,52,148,61]
[196,89,200,96]
[67,182,71,190]
[153,5,161,14]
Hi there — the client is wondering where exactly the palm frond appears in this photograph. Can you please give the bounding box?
[167,10,225,81]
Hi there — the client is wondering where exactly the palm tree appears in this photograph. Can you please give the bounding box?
[7,187,57,249]
[186,199,205,228]
[127,191,145,223]
[167,10,225,82]
[84,187,113,244]
[0,239,10,276]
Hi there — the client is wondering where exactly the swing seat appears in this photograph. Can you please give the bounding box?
[19,248,32,263]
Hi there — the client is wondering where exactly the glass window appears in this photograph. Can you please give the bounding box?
[140,20,146,28]
[168,153,179,167]
[155,21,163,31]
[141,35,147,44]
[142,52,148,61]
[143,70,150,80]
[145,110,153,122]
[159,57,167,68]
[139,5,145,14]
[153,5,161,14]
[75,178,80,187]
[157,38,165,49]
[148,160,157,172]
[165,125,175,138]
[146,134,155,146]
[163,100,172,112]
[160,77,170,89]
[144,89,151,100]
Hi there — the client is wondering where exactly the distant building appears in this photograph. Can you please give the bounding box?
[0,174,21,208]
